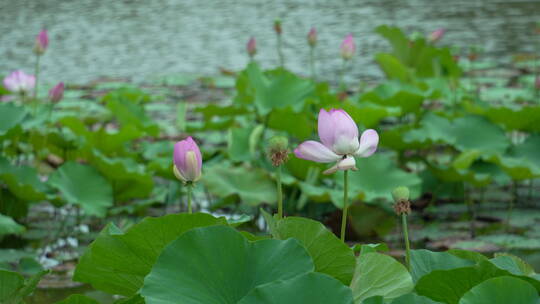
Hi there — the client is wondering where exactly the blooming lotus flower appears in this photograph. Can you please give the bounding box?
[3,70,36,94]
[247,37,257,58]
[295,109,378,174]
[34,29,49,55]
[49,82,64,102]
[307,27,317,47]
[173,137,202,183]
[428,28,445,43]
[340,34,355,60]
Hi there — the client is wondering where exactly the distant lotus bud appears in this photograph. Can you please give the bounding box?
[268,136,289,166]
[428,28,445,43]
[274,19,282,35]
[247,37,257,58]
[535,76,540,90]
[392,186,411,215]
[33,29,49,55]
[173,137,202,183]
[307,27,317,47]
[3,70,36,95]
[49,82,64,102]
[340,34,355,60]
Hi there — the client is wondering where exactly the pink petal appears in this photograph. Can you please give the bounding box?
[330,109,359,154]
[294,140,341,163]
[355,129,379,157]
[317,109,335,148]
[173,136,203,181]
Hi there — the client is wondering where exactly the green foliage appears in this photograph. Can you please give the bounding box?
[74,213,226,297]
[458,276,538,304]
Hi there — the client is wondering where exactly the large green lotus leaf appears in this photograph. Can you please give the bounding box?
[74,213,226,296]
[489,254,535,277]
[204,165,277,206]
[375,53,411,82]
[451,115,509,154]
[0,156,50,201]
[272,217,356,285]
[361,81,425,113]
[416,260,540,304]
[465,102,540,132]
[228,126,256,162]
[89,150,154,202]
[0,214,25,236]
[0,269,24,302]
[0,103,27,136]
[403,113,455,145]
[391,293,442,304]
[410,250,475,283]
[141,225,314,304]
[238,272,354,304]
[343,101,401,129]
[490,134,540,179]
[56,294,99,304]
[104,89,159,136]
[267,108,314,139]
[458,276,538,304]
[350,252,413,303]
[48,162,113,217]
[341,154,422,204]
[235,63,314,115]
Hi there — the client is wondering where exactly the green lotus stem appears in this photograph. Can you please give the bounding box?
[309,46,316,80]
[339,59,347,91]
[34,54,40,100]
[187,183,193,214]
[340,170,349,242]
[277,35,284,68]
[276,165,283,219]
[402,213,411,270]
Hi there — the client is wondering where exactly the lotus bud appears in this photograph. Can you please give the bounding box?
[428,28,445,43]
[340,34,355,61]
[247,37,257,58]
[268,136,289,166]
[307,27,317,47]
[33,29,49,55]
[48,82,64,103]
[274,19,282,35]
[173,137,202,183]
[3,70,36,95]
[392,186,411,215]
[535,76,540,90]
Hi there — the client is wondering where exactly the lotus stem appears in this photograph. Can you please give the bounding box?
[186,183,193,214]
[340,170,349,242]
[277,35,284,68]
[310,46,316,80]
[276,165,283,219]
[402,213,411,270]
[34,54,40,100]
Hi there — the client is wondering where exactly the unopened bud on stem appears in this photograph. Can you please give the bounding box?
[392,186,411,215]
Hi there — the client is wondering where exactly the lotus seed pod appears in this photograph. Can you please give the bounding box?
[392,186,410,203]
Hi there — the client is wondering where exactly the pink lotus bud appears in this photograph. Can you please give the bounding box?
[49,82,64,102]
[33,29,49,55]
[173,137,202,183]
[535,76,540,90]
[428,28,445,43]
[307,27,317,47]
[3,70,36,94]
[340,34,355,60]
[247,37,257,58]
[294,109,378,175]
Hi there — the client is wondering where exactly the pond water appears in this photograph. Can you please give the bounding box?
[1,0,539,85]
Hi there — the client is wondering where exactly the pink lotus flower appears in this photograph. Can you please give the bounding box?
[247,37,257,58]
[49,82,64,102]
[294,109,378,174]
[428,28,445,43]
[34,29,49,55]
[3,70,36,94]
[340,34,355,60]
[307,27,317,47]
[173,137,202,182]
